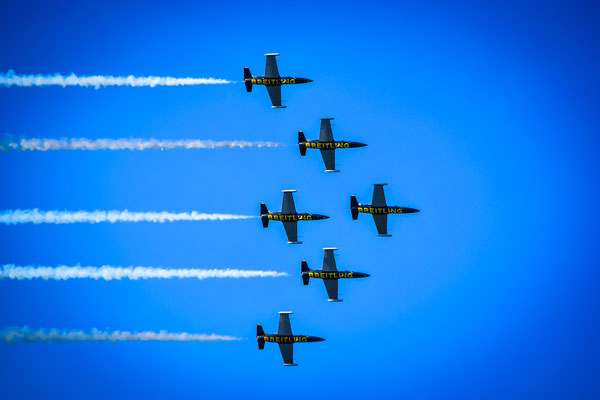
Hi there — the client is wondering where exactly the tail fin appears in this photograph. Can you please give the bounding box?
[301,261,310,285]
[260,203,269,228]
[257,325,265,350]
[350,196,359,220]
[298,131,307,156]
[244,68,253,92]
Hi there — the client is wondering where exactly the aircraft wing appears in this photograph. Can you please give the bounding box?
[278,312,293,335]
[323,279,339,301]
[283,221,299,243]
[372,184,387,207]
[265,54,280,77]
[281,191,297,214]
[372,214,389,236]
[266,86,283,108]
[320,149,336,171]
[278,343,295,365]
[322,248,338,272]
[319,118,334,142]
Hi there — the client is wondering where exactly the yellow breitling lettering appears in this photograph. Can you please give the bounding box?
[251,79,256,84]
[290,79,296,84]
[348,272,354,278]
[345,143,350,148]
[302,337,307,342]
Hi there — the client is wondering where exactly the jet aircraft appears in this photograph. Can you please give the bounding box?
[261,190,328,244]
[301,247,370,302]
[350,184,420,237]
[257,311,325,366]
[244,53,313,108]
[298,118,367,172]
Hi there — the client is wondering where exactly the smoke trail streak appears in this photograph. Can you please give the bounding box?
[0,264,288,281]
[0,209,256,225]
[0,136,283,152]
[0,70,233,88]
[1,326,241,343]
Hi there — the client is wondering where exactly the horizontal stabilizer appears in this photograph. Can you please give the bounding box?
[288,241,303,244]
[302,261,310,285]
[350,196,359,220]
[272,106,287,109]
[325,169,340,173]
[378,234,392,237]
[298,131,307,156]
[328,299,343,302]
[284,363,298,366]
[257,325,265,350]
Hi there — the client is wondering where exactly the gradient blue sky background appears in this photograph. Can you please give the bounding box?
[1,1,599,398]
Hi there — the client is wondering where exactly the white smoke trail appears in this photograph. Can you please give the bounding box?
[0,209,256,225]
[0,136,283,152]
[0,264,288,281]
[0,70,233,88]
[1,326,241,343]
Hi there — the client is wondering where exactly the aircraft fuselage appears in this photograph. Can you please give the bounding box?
[354,205,420,215]
[302,140,367,150]
[246,76,312,86]
[258,334,325,344]
[303,270,369,280]
[263,212,329,222]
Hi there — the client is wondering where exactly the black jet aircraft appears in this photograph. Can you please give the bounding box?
[301,247,370,302]
[257,311,325,366]
[244,53,312,108]
[350,184,420,237]
[261,190,328,244]
[298,118,367,172]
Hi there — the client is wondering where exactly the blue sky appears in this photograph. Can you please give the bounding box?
[1,0,599,398]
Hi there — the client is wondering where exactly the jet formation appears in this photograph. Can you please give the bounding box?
[246,54,421,365]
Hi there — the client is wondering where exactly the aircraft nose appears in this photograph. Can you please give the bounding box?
[406,208,420,213]
[313,336,325,342]
[357,142,367,147]
[307,79,313,83]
